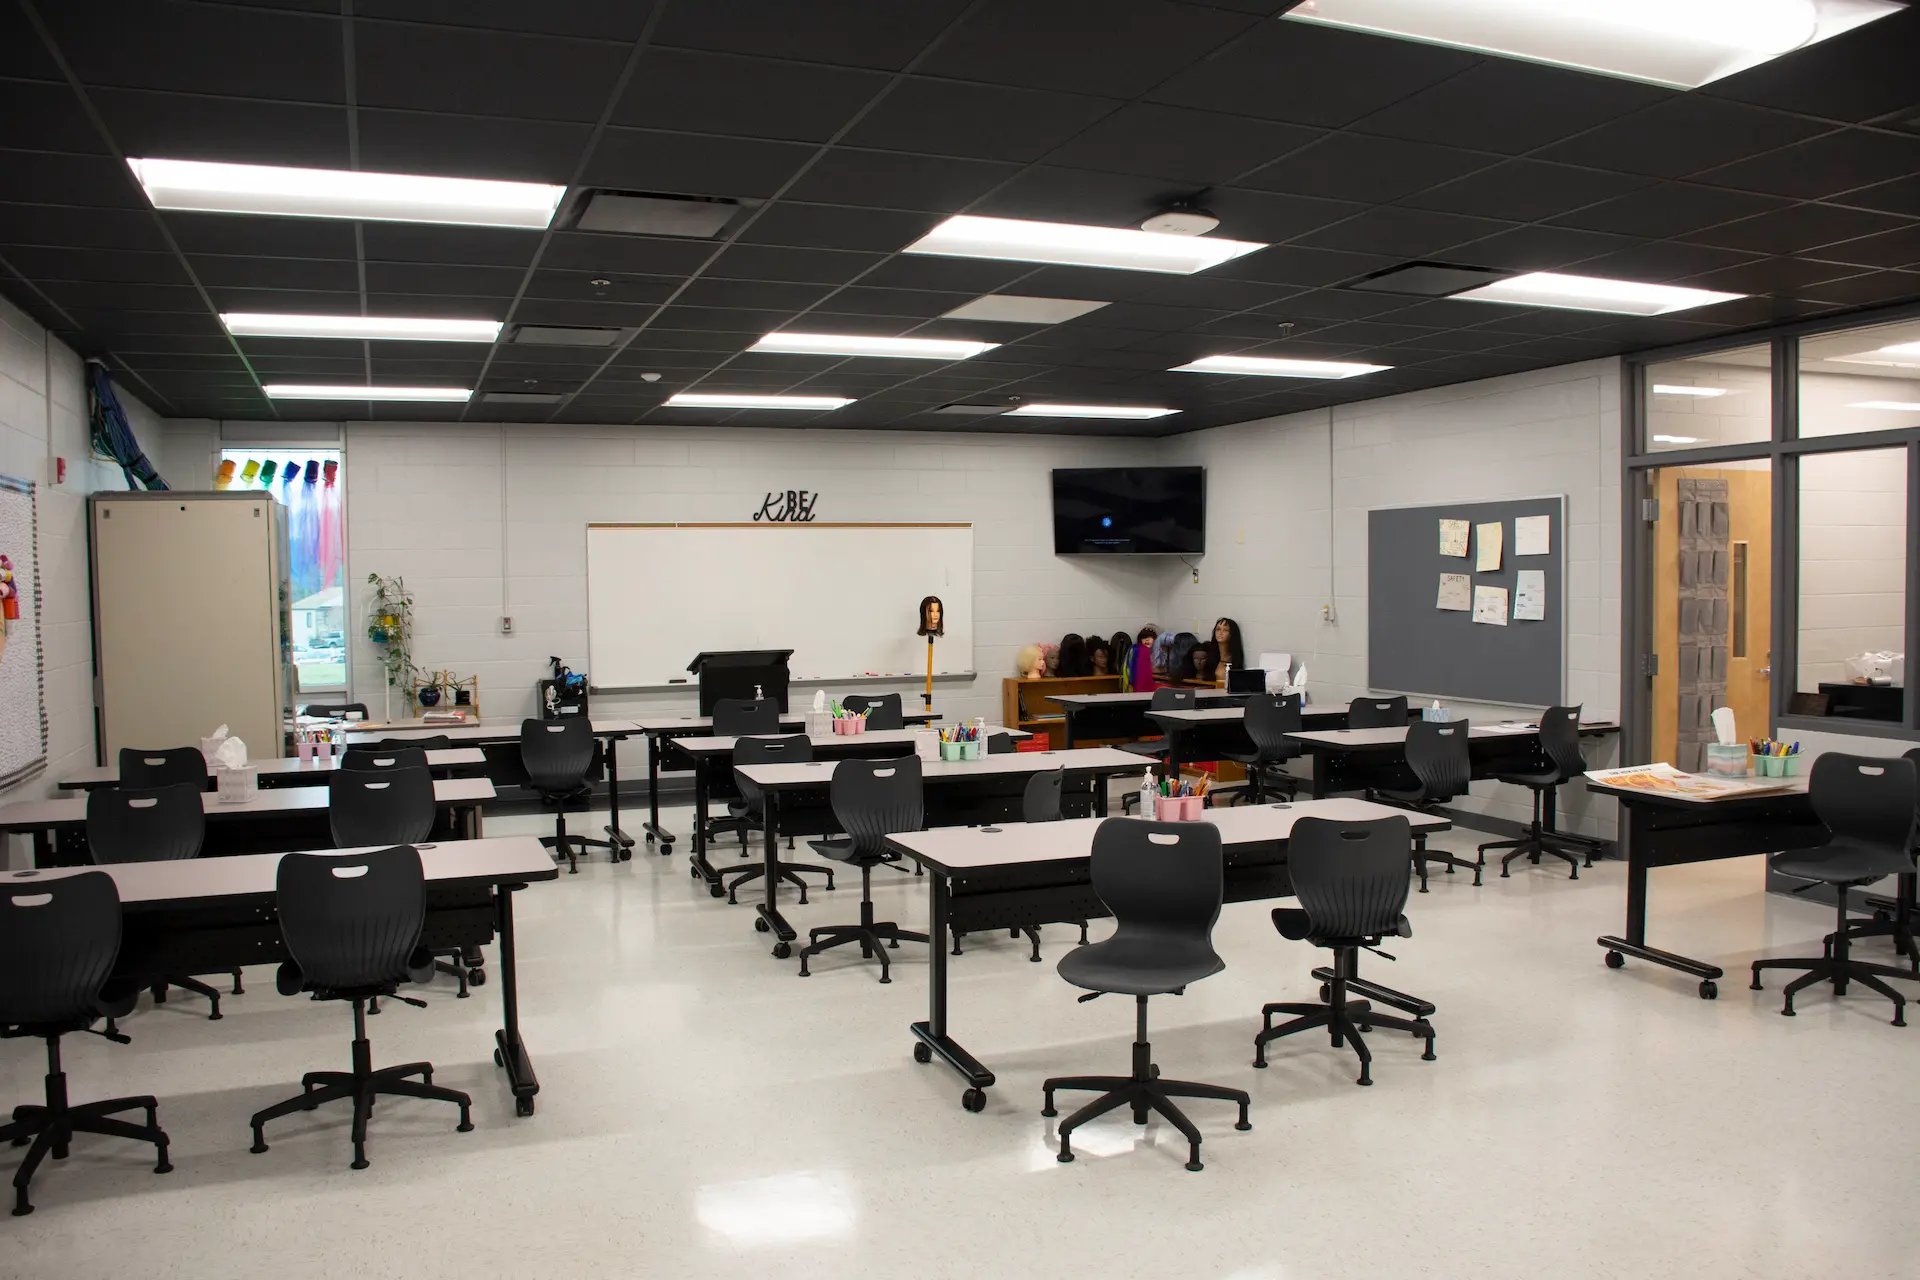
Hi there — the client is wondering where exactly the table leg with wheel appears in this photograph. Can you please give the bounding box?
[642,731,675,852]
[602,733,635,858]
[1596,801,1724,999]
[756,791,797,952]
[691,758,721,893]
[910,868,994,1113]
[490,884,539,1116]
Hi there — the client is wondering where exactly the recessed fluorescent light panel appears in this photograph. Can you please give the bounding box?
[1850,401,1920,412]
[221,313,501,343]
[665,393,853,410]
[904,215,1264,275]
[1173,355,1390,380]
[1452,272,1743,316]
[1282,0,1902,89]
[127,158,565,228]
[940,295,1112,324]
[749,333,997,360]
[1652,435,1702,445]
[1004,404,1178,420]
[1652,385,1729,397]
[263,385,471,401]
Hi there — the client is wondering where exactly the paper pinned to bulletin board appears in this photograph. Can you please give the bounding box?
[0,475,46,789]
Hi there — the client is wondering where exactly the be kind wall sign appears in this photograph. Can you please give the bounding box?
[752,489,819,522]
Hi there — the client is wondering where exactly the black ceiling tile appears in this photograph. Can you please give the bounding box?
[1127,275,1292,311]
[919,0,1250,99]
[362,224,544,267]
[1571,316,1726,347]
[1682,256,1863,296]
[39,0,343,101]
[1043,104,1318,186]
[56,307,221,338]
[1291,207,1514,258]
[1398,161,1652,224]
[965,166,1193,226]
[97,333,235,357]
[0,204,168,253]
[1261,289,1410,323]
[237,355,365,376]
[355,0,656,40]
[1241,133,1503,204]
[979,265,1159,302]
[1539,98,1830,180]
[1443,224,1638,272]
[0,152,145,209]
[652,304,797,332]
[0,81,104,153]
[1196,189,1362,246]
[522,267,678,303]
[162,212,358,259]
[113,351,251,373]
[365,293,519,318]
[1213,244,1400,288]
[613,49,884,142]
[1799,269,1920,308]
[354,21,632,122]
[849,254,1024,294]
[1674,294,1852,327]
[356,111,592,184]
[1076,301,1219,331]
[0,4,60,80]
[187,254,360,293]
[1566,241,1760,283]
[89,88,352,169]
[479,376,585,395]
[738,202,938,253]
[541,232,715,276]
[652,0,969,70]
[360,261,528,297]
[44,280,202,312]
[1681,203,1911,257]
[5,245,189,285]
[615,329,748,354]
[1547,182,1790,240]
[1836,175,1920,219]
[1701,129,1920,201]
[672,277,837,311]
[583,129,816,199]
[1150,21,1479,129]
[204,287,360,314]
[488,360,607,382]
[845,80,1118,165]
[784,149,1023,212]
[1399,351,1543,380]
[810,285,973,317]
[1353,59,1671,156]
[1385,297,1599,334]
[372,339,511,362]
[1488,335,1630,364]
[235,335,362,359]
[1703,9,1920,123]
[1805,225,1920,270]
[511,298,673,328]
[707,244,886,286]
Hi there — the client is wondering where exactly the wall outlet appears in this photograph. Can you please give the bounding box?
[500,616,513,635]
[1322,603,1336,623]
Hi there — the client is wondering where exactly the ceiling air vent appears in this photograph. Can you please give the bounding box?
[572,190,753,239]
[511,325,626,347]
[929,402,1015,416]
[1346,262,1512,297]
[483,392,565,405]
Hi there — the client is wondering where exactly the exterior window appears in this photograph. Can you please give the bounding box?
[219,449,345,693]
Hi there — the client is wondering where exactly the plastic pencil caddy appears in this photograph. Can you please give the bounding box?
[297,740,314,761]
[939,741,962,762]
[1181,794,1204,820]
[1155,795,1186,822]
[961,740,981,761]
[216,764,257,805]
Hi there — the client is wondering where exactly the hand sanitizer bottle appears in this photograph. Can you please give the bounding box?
[1138,772,1157,819]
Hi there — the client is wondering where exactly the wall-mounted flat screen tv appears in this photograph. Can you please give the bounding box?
[1052,466,1205,555]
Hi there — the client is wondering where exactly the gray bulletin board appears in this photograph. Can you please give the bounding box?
[1367,496,1564,707]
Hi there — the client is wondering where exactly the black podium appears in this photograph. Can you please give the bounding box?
[688,650,793,715]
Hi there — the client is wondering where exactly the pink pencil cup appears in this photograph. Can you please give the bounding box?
[297,741,314,762]
[314,741,333,760]
[1181,795,1204,821]
[1155,795,1185,822]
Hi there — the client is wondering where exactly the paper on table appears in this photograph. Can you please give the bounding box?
[1438,518,1469,557]
[1514,514,1551,557]
[1472,585,1509,626]
[1513,569,1546,621]
[1437,573,1472,611]
[1475,521,1503,571]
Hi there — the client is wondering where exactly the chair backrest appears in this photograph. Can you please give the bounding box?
[842,692,904,730]
[519,716,595,791]
[1148,686,1197,712]
[1244,693,1303,756]
[733,734,813,809]
[714,698,781,737]
[375,734,450,752]
[1022,769,1064,823]
[341,744,430,773]
[1537,705,1587,778]
[276,845,426,991]
[829,755,924,858]
[1811,752,1918,853]
[303,702,369,719]
[1090,818,1223,944]
[1346,696,1408,730]
[329,766,436,848]
[1288,816,1413,939]
[0,871,122,1026]
[86,783,206,864]
[118,745,208,790]
[1404,719,1471,803]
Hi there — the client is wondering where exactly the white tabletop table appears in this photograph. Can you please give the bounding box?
[58,747,488,791]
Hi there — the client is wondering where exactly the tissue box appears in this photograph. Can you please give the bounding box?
[805,711,833,737]
[216,765,258,804]
[1704,744,1750,777]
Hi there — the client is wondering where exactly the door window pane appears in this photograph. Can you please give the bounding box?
[1799,317,1920,439]
[1644,344,1771,452]
[1794,448,1907,722]
[1649,461,1772,769]
[219,449,346,694]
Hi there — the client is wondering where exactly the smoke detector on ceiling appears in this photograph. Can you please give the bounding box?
[1140,201,1220,237]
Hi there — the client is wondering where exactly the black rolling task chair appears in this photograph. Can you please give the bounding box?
[249,845,472,1170]
[952,768,1087,962]
[709,698,784,854]
[1750,753,1920,1025]
[1346,695,1408,730]
[328,766,478,998]
[340,744,430,772]
[303,702,370,719]
[118,746,208,790]
[721,736,837,905]
[1,872,170,1217]
[1373,720,1484,890]
[1120,688,1197,813]
[1042,819,1250,1172]
[797,757,930,982]
[1222,693,1304,803]
[842,692,904,730]
[1846,745,1920,964]
[1477,706,1597,880]
[373,734,451,752]
[520,717,617,873]
[1254,816,1438,1086]
[87,784,243,1020]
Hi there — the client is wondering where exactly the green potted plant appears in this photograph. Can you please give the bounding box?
[366,573,421,720]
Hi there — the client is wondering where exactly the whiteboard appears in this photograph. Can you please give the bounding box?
[586,523,974,689]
